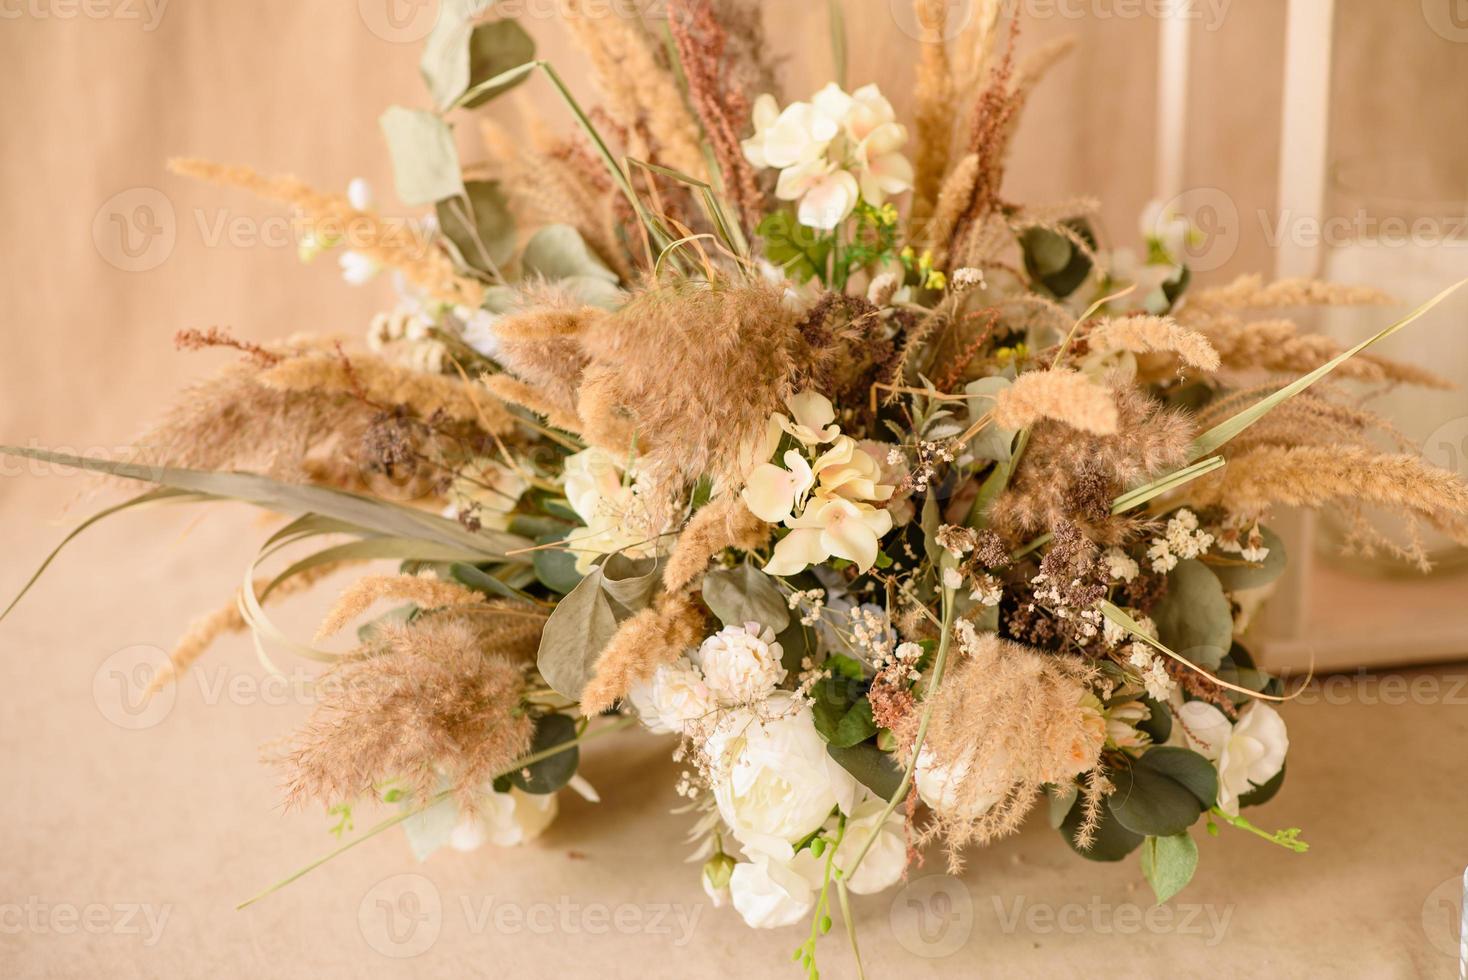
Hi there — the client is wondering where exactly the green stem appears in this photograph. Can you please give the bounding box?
[844,588,955,879]
[835,877,866,980]
[236,715,636,909]
[1209,806,1309,853]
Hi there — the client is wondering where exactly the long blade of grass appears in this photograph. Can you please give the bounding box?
[1,487,202,623]
[628,158,749,257]
[1188,279,1468,462]
[0,447,529,559]
[1100,601,1299,702]
[828,0,847,88]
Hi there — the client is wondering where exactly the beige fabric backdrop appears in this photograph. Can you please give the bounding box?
[3,2,1467,977]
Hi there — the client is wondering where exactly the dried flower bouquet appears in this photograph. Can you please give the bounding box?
[7,1,1468,974]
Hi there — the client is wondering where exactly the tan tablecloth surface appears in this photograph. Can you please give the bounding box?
[3,3,1468,978]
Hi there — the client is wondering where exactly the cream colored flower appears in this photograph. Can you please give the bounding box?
[728,851,822,929]
[1174,701,1288,816]
[627,657,716,734]
[742,450,814,524]
[703,693,857,860]
[562,447,664,573]
[763,494,894,576]
[694,622,788,705]
[831,796,907,894]
[778,390,841,446]
[449,787,558,850]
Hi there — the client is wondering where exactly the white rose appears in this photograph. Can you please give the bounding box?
[693,622,788,705]
[449,787,557,850]
[703,693,857,859]
[1174,700,1288,816]
[832,796,907,894]
[914,747,1006,820]
[627,657,715,734]
[728,852,823,929]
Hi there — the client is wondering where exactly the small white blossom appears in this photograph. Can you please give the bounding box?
[694,622,788,705]
[1103,547,1140,582]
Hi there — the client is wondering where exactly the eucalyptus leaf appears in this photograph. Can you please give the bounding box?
[1238,764,1286,808]
[532,534,584,595]
[826,743,903,800]
[776,621,812,676]
[536,567,619,700]
[964,377,1018,463]
[521,224,618,283]
[379,106,464,207]
[1048,784,1079,830]
[436,180,516,273]
[419,0,485,110]
[811,679,876,749]
[462,19,536,108]
[921,491,941,566]
[560,274,627,310]
[1061,797,1144,862]
[599,553,662,614]
[1152,559,1233,672]
[1108,763,1206,837]
[509,713,579,794]
[702,563,790,633]
[1136,747,1218,807]
[1140,833,1199,905]
[448,561,527,602]
[1205,525,1287,592]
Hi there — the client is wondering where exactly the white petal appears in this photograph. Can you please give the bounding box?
[763,529,828,576]
[798,171,859,230]
[1174,700,1231,762]
[742,462,800,523]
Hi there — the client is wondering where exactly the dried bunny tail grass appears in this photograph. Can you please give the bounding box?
[1194,445,1468,550]
[992,368,1119,435]
[574,280,806,490]
[990,383,1192,542]
[127,357,376,481]
[483,374,585,434]
[913,629,1103,869]
[145,562,349,697]
[667,0,763,229]
[662,496,772,593]
[314,572,486,641]
[579,590,707,714]
[1086,315,1220,371]
[488,304,603,422]
[479,119,630,282]
[561,0,708,180]
[922,152,978,256]
[168,158,482,308]
[1187,274,1393,310]
[1190,315,1453,389]
[275,616,535,808]
[258,350,515,434]
[910,0,955,224]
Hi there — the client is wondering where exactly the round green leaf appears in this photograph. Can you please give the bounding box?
[1152,559,1233,671]
[1206,525,1287,592]
[510,713,579,794]
[1239,763,1286,809]
[436,180,517,272]
[1061,796,1145,862]
[1137,746,1219,808]
[1108,764,1205,838]
[1140,833,1199,905]
[463,20,536,108]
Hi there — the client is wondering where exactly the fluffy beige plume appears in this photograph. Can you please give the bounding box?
[1191,315,1452,388]
[168,158,483,308]
[275,616,535,807]
[662,497,772,593]
[992,368,1119,435]
[1086,315,1221,371]
[314,572,487,641]
[910,0,955,224]
[1187,275,1392,310]
[909,627,1103,871]
[560,0,708,181]
[579,590,707,715]
[259,351,516,434]
[924,152,979,256]
[1195,445,1468,553]
[478,118,630,282]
